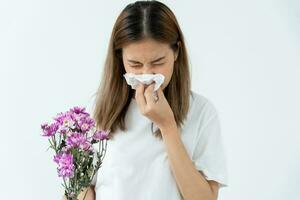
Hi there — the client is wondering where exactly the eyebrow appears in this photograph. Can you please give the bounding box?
[127,56,165,64]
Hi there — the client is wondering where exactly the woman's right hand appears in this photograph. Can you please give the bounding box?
[62,186,96,200]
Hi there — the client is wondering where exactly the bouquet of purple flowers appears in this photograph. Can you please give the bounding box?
[40,106,109,200]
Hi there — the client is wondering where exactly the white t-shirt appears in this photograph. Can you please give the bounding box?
[91,90,229,200]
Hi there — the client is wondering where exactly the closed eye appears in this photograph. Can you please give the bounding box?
[130,65,142,68]
[130,63,164,67]
[153,63,165,66]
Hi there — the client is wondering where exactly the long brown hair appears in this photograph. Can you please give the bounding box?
[92,0,191,140]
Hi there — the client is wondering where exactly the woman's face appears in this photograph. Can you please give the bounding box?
[122,38,178,91]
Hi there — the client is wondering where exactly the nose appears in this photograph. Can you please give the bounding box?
[141,66,155,88]
[142,65,155,75]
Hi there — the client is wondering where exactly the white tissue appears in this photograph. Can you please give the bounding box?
[123,73,165,92]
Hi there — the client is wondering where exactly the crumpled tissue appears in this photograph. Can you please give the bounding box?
[123,73,165,92]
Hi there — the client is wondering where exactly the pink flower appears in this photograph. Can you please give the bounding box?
[69,106,90,126]
[66,132,92,151]
[53,152,75,178]
[69,106,88,116]
[41,122,59,137]
[53,111,75,128]
[93,130,110,141]
[53,107,95,133]
[78,116,95,132]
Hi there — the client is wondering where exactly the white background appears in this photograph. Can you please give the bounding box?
[0,0,299,199]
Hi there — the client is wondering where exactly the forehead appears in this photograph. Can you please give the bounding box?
[122,38,171,60]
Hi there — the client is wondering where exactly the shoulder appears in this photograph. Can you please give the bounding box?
[189,90,219,121]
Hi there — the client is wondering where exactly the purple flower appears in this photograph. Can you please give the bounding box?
[93,130,110,141]
[70,106,88,115]
[41,122,59,137]
[70,106,90,124]
[80,139,93,151]
[61,146,71,152]
[53,152,75,178]
[53,111,75,128]
[59,126,68,135]
[66,132,92,151]
[78,116,95,132]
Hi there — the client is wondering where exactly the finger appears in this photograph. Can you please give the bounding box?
[135,83,146,108]
[156,86,164,100]
[144,83,156,105]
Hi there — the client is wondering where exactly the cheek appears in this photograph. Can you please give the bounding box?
[123,64,135,73]
[160,65,174,88]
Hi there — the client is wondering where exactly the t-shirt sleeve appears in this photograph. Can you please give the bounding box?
[191,99,229,188]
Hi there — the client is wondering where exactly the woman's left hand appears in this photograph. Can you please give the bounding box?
[135,82,177,131]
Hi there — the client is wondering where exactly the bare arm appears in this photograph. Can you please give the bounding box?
[161,125,217,200]
[62,186,95,200]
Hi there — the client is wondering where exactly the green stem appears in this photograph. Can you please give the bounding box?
[48,139,58,153]
[51,136,58,154]
[101,140,108,162]
[58,134,62,149]
[63,178,70,198]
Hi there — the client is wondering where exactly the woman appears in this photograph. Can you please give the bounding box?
[64,1,228,199]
